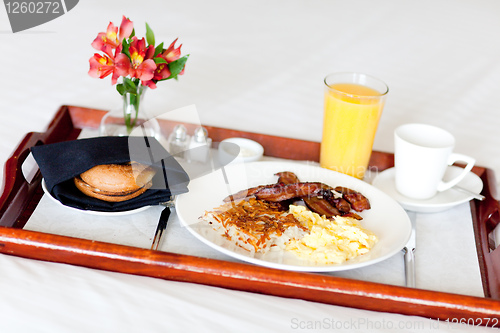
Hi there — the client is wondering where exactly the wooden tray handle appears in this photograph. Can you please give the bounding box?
[0,131,46,227]
[0,106,81,228]
[472,168,500,298]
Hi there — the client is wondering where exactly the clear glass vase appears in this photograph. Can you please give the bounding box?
[99,85,161,140]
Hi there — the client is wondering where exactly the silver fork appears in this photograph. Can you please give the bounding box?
[403,211,417,288]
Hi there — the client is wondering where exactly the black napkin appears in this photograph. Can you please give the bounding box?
[31,136,189,212]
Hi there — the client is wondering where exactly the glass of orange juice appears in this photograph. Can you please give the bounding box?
[320,72,388,179]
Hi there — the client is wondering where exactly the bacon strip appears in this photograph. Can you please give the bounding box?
[276,172,342,217]
[222,172,370,218]
[275,171,300,185]
[254,182,326,202]
[304,196,341,217]
[223,185,266,202]
[334,186,371,212]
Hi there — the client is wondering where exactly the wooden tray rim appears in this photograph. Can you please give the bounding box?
[0,105,499,326]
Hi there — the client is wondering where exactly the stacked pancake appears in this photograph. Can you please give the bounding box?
[74,162,156,202]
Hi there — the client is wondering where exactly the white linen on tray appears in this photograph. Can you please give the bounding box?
[24,149,485,298]
[1,0,499,332]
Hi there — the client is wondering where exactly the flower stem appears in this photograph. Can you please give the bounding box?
[123,82,144,134]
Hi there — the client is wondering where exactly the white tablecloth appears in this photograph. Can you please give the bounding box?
[1,0,499,332]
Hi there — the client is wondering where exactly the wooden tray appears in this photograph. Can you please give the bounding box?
[1,105,499,326]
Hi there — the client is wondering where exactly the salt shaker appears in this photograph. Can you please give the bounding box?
[168,124,189,158]
[187,126,212,163]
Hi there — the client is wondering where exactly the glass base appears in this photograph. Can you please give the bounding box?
[99,107,162,141]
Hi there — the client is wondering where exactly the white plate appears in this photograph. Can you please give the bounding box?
[41,179,151,216]
[371,166,483,213]
[176,161,411,272]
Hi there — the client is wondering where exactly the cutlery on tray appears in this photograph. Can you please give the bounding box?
[151,199,175,250]
[403,211,417,288]
[452,185,485,201]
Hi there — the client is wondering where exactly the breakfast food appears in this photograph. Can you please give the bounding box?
[275,171,368,219]
[201,171,377,263]
[202,197,308,253]
[224,172,370,219]
[74,162,156,202]
[286,205,377,264]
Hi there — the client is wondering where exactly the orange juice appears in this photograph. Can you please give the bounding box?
[320,77,387,179]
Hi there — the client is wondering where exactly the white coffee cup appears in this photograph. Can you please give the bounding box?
[394,123,475,200]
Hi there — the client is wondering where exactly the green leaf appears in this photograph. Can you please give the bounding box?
[154,42,164,57]
[129,28,135,39]
[123,78,138,94]
[154,57,168,65]
[145,22,155,47]
[121,38,131,59]
[116,83,125,96]
[168,55,189,78]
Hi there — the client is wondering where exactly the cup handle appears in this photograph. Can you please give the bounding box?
[437,153,475,192]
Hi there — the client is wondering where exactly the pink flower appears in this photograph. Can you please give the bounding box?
[162,38,182,63]
[143,38,185,87]
[118,16,134,41]
[91,16,133,57]
[115,37,156,84]
[88,15,188,92]
[88,53,121,84]
[143,63,171,89]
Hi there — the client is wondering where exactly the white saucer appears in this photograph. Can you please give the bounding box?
[371,166,483,213]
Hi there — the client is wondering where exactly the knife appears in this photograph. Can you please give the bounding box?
[403,210,417,288]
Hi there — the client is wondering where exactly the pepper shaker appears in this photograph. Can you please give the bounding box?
[187,126,212,163]
[168,124,189,158]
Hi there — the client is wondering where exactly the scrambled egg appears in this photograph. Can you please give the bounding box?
[285,205,378,264]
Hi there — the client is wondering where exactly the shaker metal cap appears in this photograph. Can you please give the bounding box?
[172,124,187,141]
[193,127,208,143]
